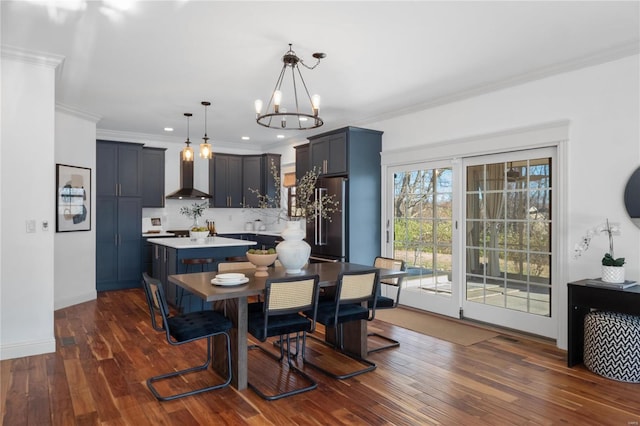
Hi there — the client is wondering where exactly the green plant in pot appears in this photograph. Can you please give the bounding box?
[602,253,625,267]
[600,219,625,283]
[574,218,626,283]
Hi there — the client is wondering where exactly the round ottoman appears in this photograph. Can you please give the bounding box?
[583,311,640,383]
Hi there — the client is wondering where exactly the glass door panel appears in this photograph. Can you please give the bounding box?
[462,150,556,338]
[391,163,459,317]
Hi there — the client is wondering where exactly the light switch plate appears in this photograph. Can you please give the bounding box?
[26,220,36,233]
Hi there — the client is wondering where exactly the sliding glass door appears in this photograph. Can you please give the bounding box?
[385,147,557,337]
[462,148,556,336]
[389,160,460,318]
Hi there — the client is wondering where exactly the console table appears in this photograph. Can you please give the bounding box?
[567,279,640,367]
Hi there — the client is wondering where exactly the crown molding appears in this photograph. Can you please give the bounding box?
[56,103,101,123]
[1,45,65,69]
[361,41,640,126]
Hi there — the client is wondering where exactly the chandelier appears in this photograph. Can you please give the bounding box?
[254,43,325,130]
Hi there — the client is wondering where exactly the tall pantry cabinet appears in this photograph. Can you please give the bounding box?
[96,140,143,291]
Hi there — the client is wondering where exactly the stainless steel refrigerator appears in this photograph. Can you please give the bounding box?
[306,177,346,263]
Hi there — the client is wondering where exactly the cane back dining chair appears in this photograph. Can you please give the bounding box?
[247,274,321,400]
[141,273,233,401]
[303,269,380,379]
[368,256,406,354]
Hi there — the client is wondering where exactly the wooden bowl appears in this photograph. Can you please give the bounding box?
[246,252,277,277]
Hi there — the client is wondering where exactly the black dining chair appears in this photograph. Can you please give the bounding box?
[368,256,406,354]
[246,274,321,400]
[141,273,233,401]
[303,269,380,379]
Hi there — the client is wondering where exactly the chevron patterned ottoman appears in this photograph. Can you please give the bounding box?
[583,311,640,383]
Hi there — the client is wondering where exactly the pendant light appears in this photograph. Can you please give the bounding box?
[181,113,194,162]
[254,43,325,130]
[199,101,213,159]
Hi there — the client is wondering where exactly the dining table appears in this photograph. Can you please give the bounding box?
[168,261,407,390]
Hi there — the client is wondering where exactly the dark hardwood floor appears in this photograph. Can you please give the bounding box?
[2,289,639,425]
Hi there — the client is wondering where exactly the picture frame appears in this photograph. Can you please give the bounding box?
[56,164,91,232]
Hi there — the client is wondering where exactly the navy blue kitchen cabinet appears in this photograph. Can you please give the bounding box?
[306,127,383,265]
[210,153,281,208]
[309,130,348,176]
[210,154,243,207]
[142,147,166,207]
[96,140,143,291]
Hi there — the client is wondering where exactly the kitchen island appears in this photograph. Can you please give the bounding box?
[148,236,256,312]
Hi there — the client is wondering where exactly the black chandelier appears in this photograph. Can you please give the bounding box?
[254,43,325,130]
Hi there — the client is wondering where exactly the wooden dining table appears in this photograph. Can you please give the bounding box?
[168,261,407,390]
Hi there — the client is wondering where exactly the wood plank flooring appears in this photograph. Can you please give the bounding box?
[2,289,639,425]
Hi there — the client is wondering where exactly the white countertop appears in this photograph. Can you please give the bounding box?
[146,236,257,249]
[142,231,175,238]
[218,230,282,237]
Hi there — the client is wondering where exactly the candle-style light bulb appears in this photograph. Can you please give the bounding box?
[254,99,263,115]
[280,107,287,128]
[273,90,282,113]
[311,94,321,116]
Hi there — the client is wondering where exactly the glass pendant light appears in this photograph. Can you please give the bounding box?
[199,101,213,159]
[182,113,194,162]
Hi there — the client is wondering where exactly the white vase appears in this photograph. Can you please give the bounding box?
[276,221,311,274]
[601,265,625,283]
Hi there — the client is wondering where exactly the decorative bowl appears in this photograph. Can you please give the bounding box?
[190,230,210,242]
[246,251,278,277]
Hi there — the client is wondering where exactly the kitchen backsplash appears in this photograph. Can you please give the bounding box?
[143,199,289,233]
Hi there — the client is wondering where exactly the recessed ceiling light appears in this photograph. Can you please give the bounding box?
[277,135,285,139]
[241,136,250,140]
[164,127,174,132]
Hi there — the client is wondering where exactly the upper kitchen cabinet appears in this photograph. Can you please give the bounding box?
[210,154,243,207]
[97,140,143,197]
[260,153,281,207]
[142,147,166,208]
[294,144,310,181]
[210,153,281,208]
[242,155,261,208]
[309,130,347,176]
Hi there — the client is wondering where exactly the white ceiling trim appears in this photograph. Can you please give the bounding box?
[360,42,640,128]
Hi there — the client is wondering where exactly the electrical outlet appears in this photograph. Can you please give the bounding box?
[26,220,36,233]
[42,220,49,231]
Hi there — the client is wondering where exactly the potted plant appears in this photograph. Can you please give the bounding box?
[574,218,625,283]
[180,201,209,240]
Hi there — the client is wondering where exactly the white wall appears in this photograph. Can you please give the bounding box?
[1,52,59,359]
[54,108,99,310]
[367,55,640,349]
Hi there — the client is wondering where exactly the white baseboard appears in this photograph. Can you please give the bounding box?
[54,291,97,310]
[0,338,56,361]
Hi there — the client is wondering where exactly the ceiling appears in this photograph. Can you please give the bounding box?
[3,1,639,150]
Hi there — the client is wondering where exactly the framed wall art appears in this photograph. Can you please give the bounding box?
[56,164,91,232]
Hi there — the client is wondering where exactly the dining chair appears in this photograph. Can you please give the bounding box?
[246,274,321,400]
[142,272,167,332]
[141,273,233,401]
[217,261,256,272]
[178,257,216,311]
[303,269,380,379]
[368,256,406,354]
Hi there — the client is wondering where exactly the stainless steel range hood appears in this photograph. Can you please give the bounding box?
[165,155,212,200]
